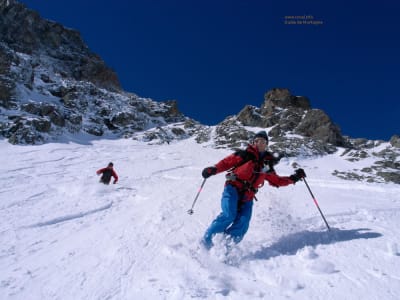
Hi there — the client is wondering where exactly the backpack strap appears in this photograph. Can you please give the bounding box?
[229,148,257,171]
[225,148,260,195]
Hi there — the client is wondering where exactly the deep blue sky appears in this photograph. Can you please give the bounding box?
[19,0,399,140]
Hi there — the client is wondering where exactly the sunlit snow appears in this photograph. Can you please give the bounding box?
[1,137,399,299]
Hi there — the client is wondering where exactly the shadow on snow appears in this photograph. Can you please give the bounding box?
[245,228,382,261]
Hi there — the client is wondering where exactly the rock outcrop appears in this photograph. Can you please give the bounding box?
[214,88,346,153]
[0,0,186,144]
[0,0,120,91]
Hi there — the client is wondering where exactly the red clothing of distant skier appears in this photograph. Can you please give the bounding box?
[96,167,118,184]
[214,144,294,201]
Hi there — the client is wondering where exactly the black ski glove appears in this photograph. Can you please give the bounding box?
[202,166,217,179]
[290,168,306,183]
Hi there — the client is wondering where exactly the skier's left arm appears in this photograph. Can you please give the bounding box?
[264,172,294,187]
[112,170,119,184]
[263,168,306,187]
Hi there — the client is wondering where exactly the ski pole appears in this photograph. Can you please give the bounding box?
[187,178,207,215]
[302,178,331,231]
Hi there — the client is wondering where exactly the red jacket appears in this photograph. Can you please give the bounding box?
[214,144,294,201]
[96,167,119,184]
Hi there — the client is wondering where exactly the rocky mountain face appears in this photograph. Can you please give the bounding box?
[0,0,119,92]
[0,0,187,144]
[209,88,399,184]
[133,87,399,184]
[0,0,399,184]
[212,88,346,152]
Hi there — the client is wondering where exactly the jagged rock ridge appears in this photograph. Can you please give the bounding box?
[0,0,188,144]
[0,0,120,91]
[212,88,345,153]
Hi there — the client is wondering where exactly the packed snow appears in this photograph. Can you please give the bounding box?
[1,137,400,299]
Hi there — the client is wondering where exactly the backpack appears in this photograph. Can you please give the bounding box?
[231,148,282,173]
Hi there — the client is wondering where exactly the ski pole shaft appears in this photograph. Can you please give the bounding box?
[303,178,331,231]
[187,178,207,215]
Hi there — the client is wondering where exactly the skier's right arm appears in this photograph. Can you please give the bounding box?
[202,153,245,178]
[96,168,105,175]
[215,153,245,172]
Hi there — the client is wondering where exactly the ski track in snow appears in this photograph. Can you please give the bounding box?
[0,139,400,299]
[24,202,114,228]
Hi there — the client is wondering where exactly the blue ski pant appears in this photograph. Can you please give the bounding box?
[203,184,253,246]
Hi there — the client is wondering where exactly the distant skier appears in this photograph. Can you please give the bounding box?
[96,162,119,185]
[200,130,306,249]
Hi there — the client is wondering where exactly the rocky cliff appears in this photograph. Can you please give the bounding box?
[204,87,399,184]
[211,88,345,154]
[0,0,120,91]
[0,0,187,144]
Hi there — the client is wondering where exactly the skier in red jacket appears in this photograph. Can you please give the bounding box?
[201,130,305,249]
[96,162,118,185]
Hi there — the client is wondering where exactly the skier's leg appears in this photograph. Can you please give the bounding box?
[202,185,238,248]
[225,200,253,243]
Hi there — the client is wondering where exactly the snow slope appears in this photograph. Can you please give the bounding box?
[1,137,400,299]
